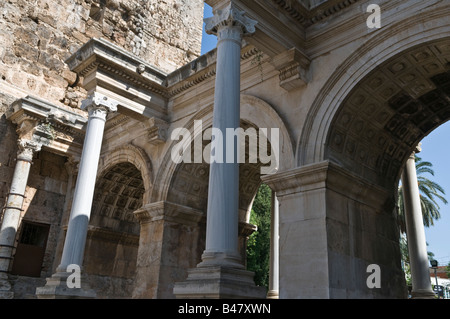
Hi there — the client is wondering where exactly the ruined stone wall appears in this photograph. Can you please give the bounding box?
[0,0,204,109]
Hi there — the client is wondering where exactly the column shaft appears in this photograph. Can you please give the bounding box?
[0,140,40,273]
[203,24,243,265]
[173,5,265,299]
[199,3,257,269]
[58,93,117,271]
[401,151,434,298]
[267,191,279,298]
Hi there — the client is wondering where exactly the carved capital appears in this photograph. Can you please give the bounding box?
[17,139,41,162]
[204,4,257,37]
[81,92,118,120]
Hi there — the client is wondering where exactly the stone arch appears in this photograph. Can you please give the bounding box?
[150,94,293,268]
[298,8,450,168]
[323,38,450,191]
[97,144,152,204]
[152,94,294,208]
[84,160,146,298]
[81,145,152,298]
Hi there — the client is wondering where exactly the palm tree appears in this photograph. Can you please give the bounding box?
[397,155,448,233]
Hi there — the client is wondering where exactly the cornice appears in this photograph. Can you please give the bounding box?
[6,96,88,157]
[7,96,87,133]
[270,0,361,28]
[68,38,262,103]
[133,201,205,226]
[86,226,140,246]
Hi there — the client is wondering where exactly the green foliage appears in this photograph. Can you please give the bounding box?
[246,183,271,289]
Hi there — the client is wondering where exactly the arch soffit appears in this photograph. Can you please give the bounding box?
[97,144,153,203]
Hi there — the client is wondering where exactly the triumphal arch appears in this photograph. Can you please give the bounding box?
[0,0,449,299]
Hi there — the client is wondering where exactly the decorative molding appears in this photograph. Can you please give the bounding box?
[309,0,361,25]
[68,38,265,104]
[96,61,169,98]
[262,160,391,209]
[168,66,217,97]
[270,0,361,27]
[86,226,139,246]
[271,0,309,25]
[133,201,205,226]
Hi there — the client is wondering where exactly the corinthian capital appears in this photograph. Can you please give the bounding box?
[204,3,257,36]
[17,139,41,162]
[81,92,118,120]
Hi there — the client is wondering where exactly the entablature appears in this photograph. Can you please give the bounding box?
[6,96,87,158]
[66,38,169,123]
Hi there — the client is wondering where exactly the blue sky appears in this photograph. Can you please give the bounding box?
[420,123,450,266]
[200,3,449,267]
[201,4,216,55]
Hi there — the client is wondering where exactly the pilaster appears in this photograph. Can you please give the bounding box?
[132,202,205,299]
[262,161,407,299]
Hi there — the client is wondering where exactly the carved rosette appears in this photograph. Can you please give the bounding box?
[204,4,257,42]
[81,92,119,121]
[17,139,42,162]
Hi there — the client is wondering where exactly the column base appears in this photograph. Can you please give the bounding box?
[35,271,96,299]
[197,251,245,269]
[0,273,14,299]
[266,290,279,299]
[411,289,436,299]
[173,266,266,299]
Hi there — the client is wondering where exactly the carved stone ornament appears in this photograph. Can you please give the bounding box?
[17,139,42,162]
[204,4,257,36]
[81,92,119,119]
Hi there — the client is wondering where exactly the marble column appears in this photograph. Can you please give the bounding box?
[36,92,117,299]
[401,145,435,299]
[200,2,257,268]
[173,4,265,298]
[0,140,40,299]
[267,191,279,299]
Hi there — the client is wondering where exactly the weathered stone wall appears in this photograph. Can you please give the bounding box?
[0,0,204,109]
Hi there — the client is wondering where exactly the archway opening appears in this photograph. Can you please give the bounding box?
[84,162,143,298]
[326,39,450,190]
[324,38,450,297]
[166,119,276,276]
